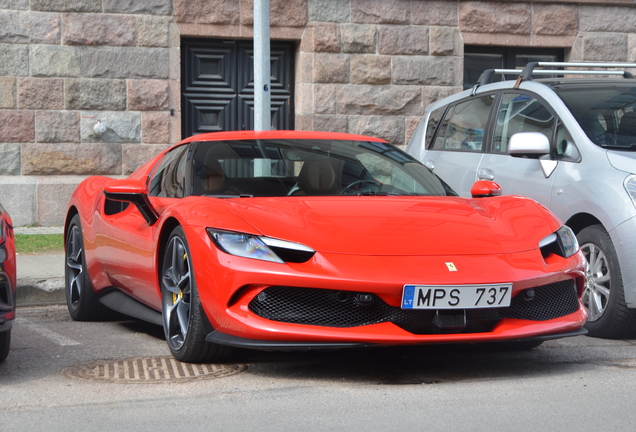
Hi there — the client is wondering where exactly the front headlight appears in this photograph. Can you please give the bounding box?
[539,226,579,259]
[625,174,636,209]
[207,229,315,263]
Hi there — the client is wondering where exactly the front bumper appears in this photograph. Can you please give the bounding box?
[193,245,587,347]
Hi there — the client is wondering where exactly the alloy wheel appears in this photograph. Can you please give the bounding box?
[162,236,192,351]
[581,242,611,322]
[66,224,84,309]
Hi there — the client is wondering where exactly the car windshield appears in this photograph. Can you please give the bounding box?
[551,83,636,151]
[190,139,456,198]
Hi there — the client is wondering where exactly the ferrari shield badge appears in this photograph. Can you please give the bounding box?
[445,262,457,272]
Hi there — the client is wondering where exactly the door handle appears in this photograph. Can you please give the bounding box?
[478,168,494,180]
[424,160,435,170]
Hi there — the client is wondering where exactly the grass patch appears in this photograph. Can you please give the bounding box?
[15,234,64,254]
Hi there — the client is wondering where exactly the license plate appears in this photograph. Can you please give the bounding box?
[401,284,512,309]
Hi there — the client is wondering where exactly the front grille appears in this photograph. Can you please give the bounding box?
[248,279,580,333]
[500,279,579,321]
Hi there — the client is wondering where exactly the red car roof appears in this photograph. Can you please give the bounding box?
[178,130,388,145]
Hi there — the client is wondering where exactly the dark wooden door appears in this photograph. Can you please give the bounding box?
[181,38,295,137]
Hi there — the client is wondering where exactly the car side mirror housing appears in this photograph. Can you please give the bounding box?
[104,179,158,225]
[471,180,502,198]
[509,132,550,159]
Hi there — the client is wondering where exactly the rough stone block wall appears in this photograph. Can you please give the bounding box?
[1,0,636,226]
[0,1,178,226]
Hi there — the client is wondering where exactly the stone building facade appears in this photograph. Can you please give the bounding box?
[1,0,635,226]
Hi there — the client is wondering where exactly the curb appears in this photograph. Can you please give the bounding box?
[17,279,66,307]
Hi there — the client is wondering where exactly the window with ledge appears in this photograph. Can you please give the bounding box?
[464,46,565,90]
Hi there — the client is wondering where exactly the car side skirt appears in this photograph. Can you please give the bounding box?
[98,289,163,326]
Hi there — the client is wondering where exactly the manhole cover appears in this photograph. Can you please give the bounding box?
[66,356,247,383]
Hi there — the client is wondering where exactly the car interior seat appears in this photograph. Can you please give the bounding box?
[617,110,636,146]
[292,159,336,195]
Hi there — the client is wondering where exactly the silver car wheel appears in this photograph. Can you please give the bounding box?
[161,235,192,352]
[66,224,84,309]
[581,242,611,322]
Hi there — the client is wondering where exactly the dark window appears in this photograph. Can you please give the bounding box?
[464,46,564,89]
[493,93,555,153]
[148,145,190,198]
[431,95,496,151]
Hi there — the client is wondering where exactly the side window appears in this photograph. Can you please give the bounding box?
[431,95,494,152]
[424,106,447,149]
[494,93,555,154]
[148,145,189,198]
[554,122,580,162]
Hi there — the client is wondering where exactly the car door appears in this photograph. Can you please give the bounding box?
[421,94,496,196]
[476,92,562,204]
[94,144,190,309]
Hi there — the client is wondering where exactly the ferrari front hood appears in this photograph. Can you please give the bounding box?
[223,196,559,256]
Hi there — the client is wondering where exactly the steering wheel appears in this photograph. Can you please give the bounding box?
[340,179,382,195]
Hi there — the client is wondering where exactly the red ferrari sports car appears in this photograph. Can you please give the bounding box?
[0,202,16,362]
[65,130,587,363]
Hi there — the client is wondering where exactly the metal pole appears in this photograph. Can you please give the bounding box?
[254,0,271,131]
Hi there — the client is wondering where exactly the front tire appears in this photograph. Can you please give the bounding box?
[160,226,232,363]
[65,215,106,321]
[579,225,636,338]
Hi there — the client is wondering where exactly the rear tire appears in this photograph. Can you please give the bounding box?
[65,215,106,321]
[579,225,636,338]
[0,330,10,362]
[160,226,232,363]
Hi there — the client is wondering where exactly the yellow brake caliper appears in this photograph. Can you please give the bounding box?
[172,252,188,304]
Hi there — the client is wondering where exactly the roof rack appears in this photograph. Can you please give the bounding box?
[471,61,636,95]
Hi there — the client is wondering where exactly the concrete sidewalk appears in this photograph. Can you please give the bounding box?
[15,227,66,307]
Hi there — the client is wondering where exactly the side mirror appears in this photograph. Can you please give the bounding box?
[104,179,158,225]
[509,132,550,158]
[471,180,502,198]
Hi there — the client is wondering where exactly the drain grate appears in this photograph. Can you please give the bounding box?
[66,356,247,383]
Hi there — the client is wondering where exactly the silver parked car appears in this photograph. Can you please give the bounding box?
[406,62,636,339]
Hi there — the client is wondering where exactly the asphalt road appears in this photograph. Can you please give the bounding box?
[2,305,636,432]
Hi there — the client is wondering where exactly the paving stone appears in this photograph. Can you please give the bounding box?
[241,0,307,27]
[430,26,461,56]
[313,114,348,133]
[393,56,460,86]
[37,177,87,225]
[533,4,578,36]
[314,84,338,114]
[582,33,628,62]
[313,53,350,83]
[0,176,36,227]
